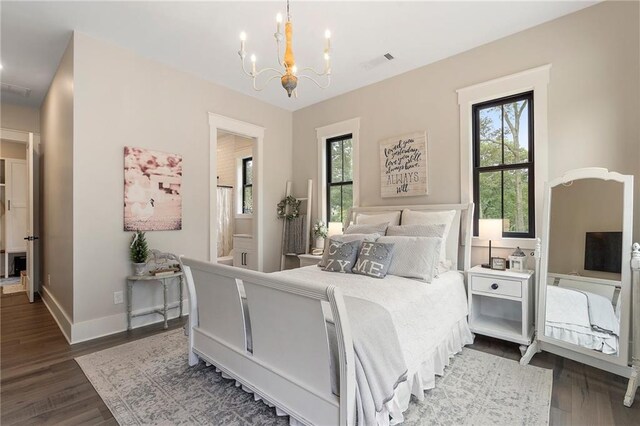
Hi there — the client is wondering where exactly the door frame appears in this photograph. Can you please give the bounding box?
[208,113,264,271]
[1,128,40,302]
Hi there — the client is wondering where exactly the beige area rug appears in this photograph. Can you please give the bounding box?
[76,329,552,426]
[2,283,25,294]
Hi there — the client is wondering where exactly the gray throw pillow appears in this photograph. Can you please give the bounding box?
[343,222,389,235]
[353,241,395,279]
[319,233,381,267]
[324,240,360,273]
[377,236,442,282]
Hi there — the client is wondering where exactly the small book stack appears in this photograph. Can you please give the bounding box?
[151,267,180,277]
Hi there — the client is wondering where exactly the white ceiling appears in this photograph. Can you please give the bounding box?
[1,1,598,111]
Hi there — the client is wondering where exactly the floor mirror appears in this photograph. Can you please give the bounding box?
[520,167,640,407]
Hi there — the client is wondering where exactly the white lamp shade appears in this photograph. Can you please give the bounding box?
[479,218,503,240]
[327,222,343,237]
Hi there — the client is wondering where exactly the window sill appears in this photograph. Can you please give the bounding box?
[235,214,253,220]
[471,236,537,250]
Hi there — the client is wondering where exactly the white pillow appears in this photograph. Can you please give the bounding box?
[319,233,381,267]
[386,224,446,238]
[377,236,442,283]
[344,222,389,235]
[401,209,456,267]
[356,211,401,226]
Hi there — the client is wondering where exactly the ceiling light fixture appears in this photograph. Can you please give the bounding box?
[238,0,331,98]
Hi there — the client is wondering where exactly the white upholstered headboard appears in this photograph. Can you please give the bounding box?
[345,203,474,272]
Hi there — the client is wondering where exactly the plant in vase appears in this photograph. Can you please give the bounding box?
[312,221,328,250]
[130,230,149,276]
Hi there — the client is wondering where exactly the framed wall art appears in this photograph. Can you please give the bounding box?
[380,132,428,198]
[124,146,183,231]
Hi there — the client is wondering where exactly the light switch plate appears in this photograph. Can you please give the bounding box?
[113,291,124,304]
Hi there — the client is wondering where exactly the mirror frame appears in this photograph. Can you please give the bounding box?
[537,167,633,367]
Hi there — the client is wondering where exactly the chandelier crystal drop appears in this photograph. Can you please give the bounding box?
[238,0,331,98]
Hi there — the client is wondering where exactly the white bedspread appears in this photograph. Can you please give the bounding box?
[545,285,618,354]
[274,267,472,425]
[274,267,469,375]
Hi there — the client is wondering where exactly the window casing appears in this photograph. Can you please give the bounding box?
[242,157,253,214]
[326,134,353,225]
[472,91,534,238]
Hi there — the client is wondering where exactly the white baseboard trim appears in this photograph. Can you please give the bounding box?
[41,286,73,344]
[71,299,190,344]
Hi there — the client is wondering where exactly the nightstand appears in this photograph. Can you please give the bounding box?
[467,265,534,355]
[298,254,322,268]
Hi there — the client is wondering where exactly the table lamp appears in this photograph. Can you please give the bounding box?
[327,222,343,237]
[479,218,503,268]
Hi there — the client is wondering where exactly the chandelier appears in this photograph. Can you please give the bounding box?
[238,0,331,98]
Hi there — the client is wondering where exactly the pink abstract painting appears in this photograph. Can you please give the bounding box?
[124,146,182,231]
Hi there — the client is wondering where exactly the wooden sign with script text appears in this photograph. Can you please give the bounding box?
[380,132,428,198]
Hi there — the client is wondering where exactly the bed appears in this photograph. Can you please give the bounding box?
[181,203,473,426]
[545,274,621,355]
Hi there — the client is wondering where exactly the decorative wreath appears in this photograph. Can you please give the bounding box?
[277,196,301,220]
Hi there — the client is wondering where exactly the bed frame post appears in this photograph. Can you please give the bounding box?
[327,286,356,426]
[462,203,474,272]
[624,242,640,407]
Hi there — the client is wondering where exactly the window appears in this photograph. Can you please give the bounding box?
[473,91,534,238]
[326,134,353,225]
[242,157,253,214]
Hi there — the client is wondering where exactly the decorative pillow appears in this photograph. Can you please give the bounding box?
[353,241,395,279]
[400,209,456,266]
[377,236,442,282]
[386,224,446,238]
[344,222,389,235]
[319,233,380,267]
[324,240,360,273]
[386,223,450,274]
[356,211,401,226]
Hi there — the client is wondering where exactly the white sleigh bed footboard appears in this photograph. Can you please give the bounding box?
[181,257,356,426]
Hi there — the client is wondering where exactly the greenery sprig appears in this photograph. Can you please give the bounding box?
[277,196,301,221]
[312,220,328,238]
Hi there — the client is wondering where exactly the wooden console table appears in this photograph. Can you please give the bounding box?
[126,271,184,330]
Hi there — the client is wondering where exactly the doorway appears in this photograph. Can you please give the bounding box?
[208,113,264,271]
[0,128,40,302]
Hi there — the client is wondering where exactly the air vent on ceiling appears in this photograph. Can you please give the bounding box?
[361,53,396,70]
[1,82,32,98]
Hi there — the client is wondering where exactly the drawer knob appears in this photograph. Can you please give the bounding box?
[491,283,499,290]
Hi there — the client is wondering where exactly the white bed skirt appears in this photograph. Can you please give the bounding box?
[216,317,473,426]
[379,318,474,425]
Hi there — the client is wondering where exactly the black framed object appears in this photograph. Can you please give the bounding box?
[326,134,353,224]
[472,91,535,238]
[242,157,253,214]
[490,257,507,271]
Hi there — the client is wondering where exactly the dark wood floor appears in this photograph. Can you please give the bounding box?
[1,291,639,425]
[1,291,187,425]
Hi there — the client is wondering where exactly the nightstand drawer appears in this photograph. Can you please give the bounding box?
[472,276,522,298]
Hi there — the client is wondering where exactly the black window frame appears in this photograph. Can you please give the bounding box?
[472,91,535,238]
[242,157,253,214]
[326,133,353,224]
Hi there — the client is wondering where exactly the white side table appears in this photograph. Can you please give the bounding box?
[126,271,184,330]
[467,265,534,355]
[298,254,322,268]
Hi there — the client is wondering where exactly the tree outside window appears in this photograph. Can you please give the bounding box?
[473,92,534,238]
[326,134,353,226]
